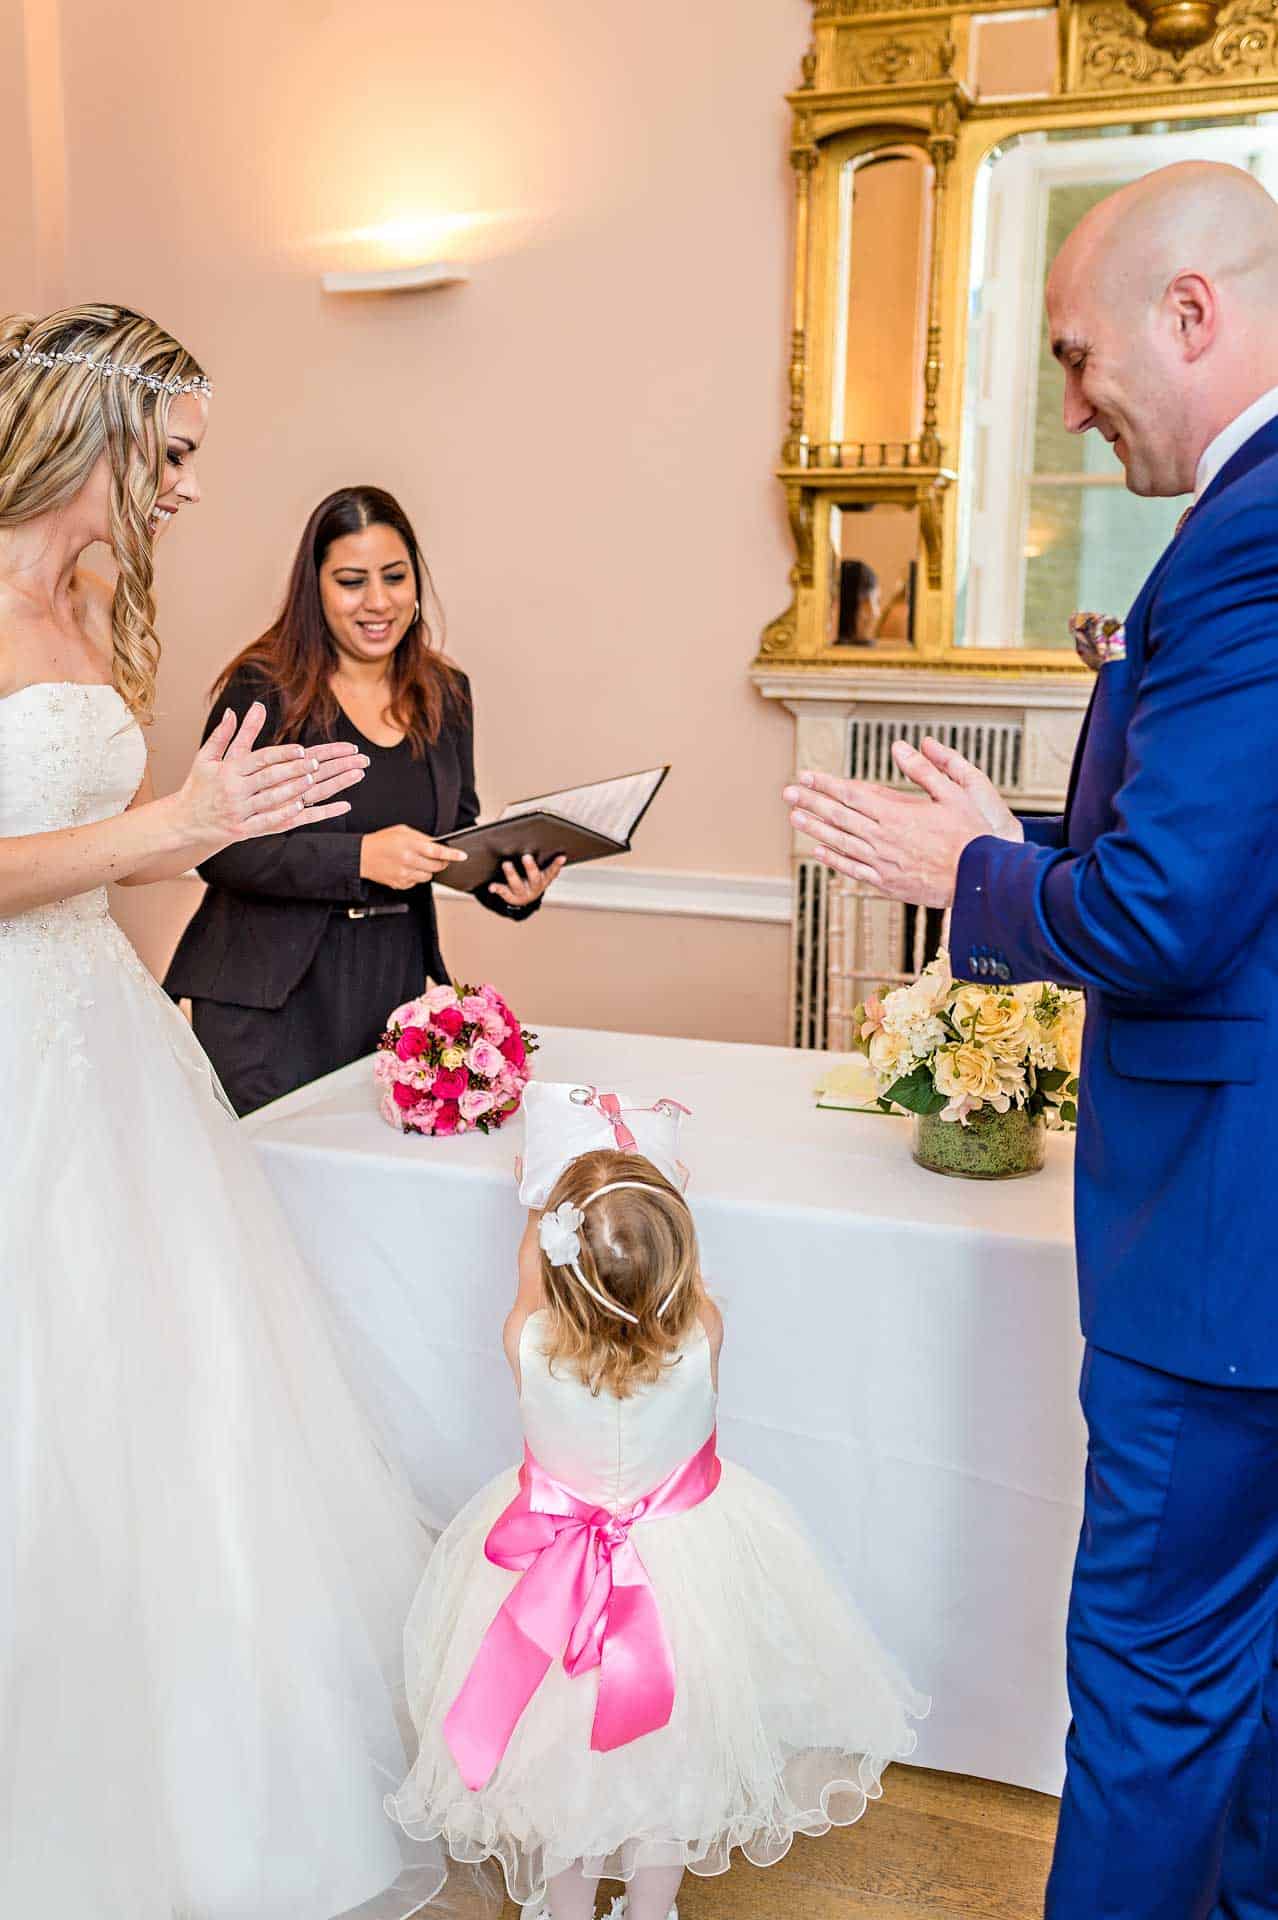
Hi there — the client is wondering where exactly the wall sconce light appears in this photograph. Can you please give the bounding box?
[320,262,469,295]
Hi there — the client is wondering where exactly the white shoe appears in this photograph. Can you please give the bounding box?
[523,1899,677,1919]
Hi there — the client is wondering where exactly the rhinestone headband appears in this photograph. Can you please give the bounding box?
[8,344,211,399]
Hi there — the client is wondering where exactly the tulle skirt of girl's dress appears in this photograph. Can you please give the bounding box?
[0,902,458,1920]
[387,1461,929,1908]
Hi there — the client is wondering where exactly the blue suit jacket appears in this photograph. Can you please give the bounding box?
[951,416,1278,1386]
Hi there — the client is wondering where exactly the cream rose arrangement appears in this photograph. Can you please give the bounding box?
[854,953,1083,1128]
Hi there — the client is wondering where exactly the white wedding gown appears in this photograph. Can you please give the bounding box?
[0,682,457,1920]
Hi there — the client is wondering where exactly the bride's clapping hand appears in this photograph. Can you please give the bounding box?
[177,701,369,849]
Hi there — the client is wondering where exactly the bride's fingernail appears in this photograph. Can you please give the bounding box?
[311,758,320,771]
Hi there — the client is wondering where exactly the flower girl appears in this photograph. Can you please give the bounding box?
[389,1089,925,1919]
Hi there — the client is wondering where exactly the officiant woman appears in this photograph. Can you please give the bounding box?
[165,484,562,1114]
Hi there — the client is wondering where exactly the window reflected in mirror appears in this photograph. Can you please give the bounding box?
[827,503,918,648]
[955,115,1278,649]
[829,148,932,460]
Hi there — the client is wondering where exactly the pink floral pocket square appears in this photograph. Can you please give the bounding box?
[1070,611,1126,670]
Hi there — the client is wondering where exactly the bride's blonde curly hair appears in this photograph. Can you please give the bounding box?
[0,304,208,723]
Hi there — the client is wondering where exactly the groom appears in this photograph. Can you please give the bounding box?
[788,160,1278,1917]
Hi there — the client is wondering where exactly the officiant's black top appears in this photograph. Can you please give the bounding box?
[164,664,539,1115]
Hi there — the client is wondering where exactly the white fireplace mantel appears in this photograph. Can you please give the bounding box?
[753,664,1092,810]
[751,663,1093,1046]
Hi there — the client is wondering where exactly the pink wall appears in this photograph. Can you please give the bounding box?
[1,2,39,306]
[13,0,808,1043]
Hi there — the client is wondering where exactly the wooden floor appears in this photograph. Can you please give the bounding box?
[479,1767,1058,1919]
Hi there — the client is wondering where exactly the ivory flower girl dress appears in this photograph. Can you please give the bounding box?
[387,1146,926,1913]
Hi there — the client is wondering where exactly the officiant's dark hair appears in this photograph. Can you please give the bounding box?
[214,485,464,757]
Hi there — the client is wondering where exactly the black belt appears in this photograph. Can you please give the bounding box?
[345,904,411,920]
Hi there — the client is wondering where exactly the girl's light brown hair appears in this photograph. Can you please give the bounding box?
[0,304,208,724]
[539,1148,703,1400]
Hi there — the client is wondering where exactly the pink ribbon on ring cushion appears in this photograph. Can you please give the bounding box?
[594,1090,638,1151]
[444,1430,722,1790]
[584,1088,692,1158]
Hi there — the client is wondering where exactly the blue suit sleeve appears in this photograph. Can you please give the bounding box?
[951,501,1278,997]
[1017,814,1064,850]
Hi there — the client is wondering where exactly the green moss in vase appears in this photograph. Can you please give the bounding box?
[913,1105,1046,1180]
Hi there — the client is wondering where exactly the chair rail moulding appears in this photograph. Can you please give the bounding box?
[435,865,792,926]
[756,0,1278,1044]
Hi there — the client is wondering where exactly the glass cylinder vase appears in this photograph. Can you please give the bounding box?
[912,1105,1046,1180]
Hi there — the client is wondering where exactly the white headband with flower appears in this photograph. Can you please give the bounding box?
[538,1180,687,1326]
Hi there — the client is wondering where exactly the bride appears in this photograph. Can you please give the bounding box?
[0,305,461,1918]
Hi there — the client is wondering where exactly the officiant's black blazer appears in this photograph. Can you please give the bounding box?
[164,665,535,1013]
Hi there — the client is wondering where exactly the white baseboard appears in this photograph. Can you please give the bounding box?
[437,863,792,925]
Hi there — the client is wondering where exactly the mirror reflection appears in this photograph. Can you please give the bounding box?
[826,503,918,648]
[956,116,1278,649]
[831,148,931,456]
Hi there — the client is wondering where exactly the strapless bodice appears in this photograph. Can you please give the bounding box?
[518,1310,716,1512]
[0,681,146,947]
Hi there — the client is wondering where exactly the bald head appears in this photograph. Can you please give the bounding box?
[1045,162,1278,496]
[1052,161,1278,318]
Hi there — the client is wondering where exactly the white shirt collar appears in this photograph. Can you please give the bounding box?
[1194,384,1278,500]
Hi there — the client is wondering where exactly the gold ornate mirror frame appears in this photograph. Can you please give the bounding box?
[757,0,1278,678]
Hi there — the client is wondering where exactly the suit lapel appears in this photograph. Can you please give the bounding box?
[430,728,460,834]
[1189,410,1278,524]
[1061,412,1278,845]
[1062,681,1098,840]
[1063,551,1168,841]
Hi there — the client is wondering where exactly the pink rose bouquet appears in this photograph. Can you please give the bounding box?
[375,981,538,1137]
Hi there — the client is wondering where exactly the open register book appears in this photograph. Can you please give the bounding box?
[433,766,669,894]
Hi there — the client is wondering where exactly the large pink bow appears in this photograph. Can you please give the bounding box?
[444,1431,721,1790]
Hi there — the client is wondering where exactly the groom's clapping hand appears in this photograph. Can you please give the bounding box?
[783,736,1023,908]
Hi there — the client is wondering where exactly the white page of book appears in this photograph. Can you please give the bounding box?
[497,767,665,844]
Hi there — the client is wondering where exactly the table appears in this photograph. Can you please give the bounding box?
[246,1026,1086,1795]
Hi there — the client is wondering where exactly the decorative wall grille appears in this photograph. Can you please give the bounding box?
[849,716,1023,789]
[792,859,832,1049]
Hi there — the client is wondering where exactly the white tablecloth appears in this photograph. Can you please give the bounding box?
[246,1026,1085,1795]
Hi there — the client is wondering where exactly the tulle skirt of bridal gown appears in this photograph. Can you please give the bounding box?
[0,900,466,1920]
[388,1460,929,1909]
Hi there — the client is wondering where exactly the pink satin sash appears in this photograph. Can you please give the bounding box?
[444,1430,722,1791]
